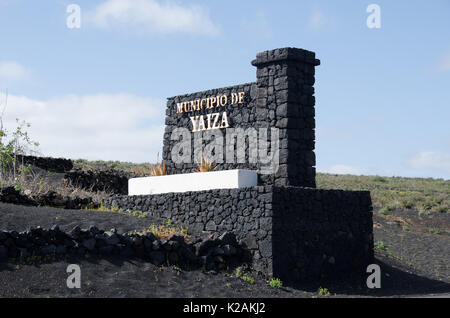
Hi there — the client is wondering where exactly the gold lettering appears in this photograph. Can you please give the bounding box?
[206,113,212,130]
[193,100,200,111]
[190,100,195,112]
[231,93,238,104]
[176,92,244,113]
[212,113,220,129]
[238,92,245,104]
[176,102,184,114]
[176,93,244,133]
[219,95,227,107]
[198,115,206,131]
[209,97,217,109]
[200,99,207,110]
[190,116,199,132]
[221,112,229,128]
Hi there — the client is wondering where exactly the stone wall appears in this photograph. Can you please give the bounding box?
[0,225,245,272]
[163,48,319,188]
[271,187,374,282]
[0,186,98,210]
[16,155,73,173]
[64,169,129,195]
[103,186,373,281]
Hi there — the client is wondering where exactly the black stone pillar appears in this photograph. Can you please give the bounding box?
[252,48,320,188]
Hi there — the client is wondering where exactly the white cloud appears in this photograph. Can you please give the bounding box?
[307,7,338,31]
[407,151,450,174]
[0,61,30,81]
[436,50,450,72]
[1,93,165,163]
[241,10,272,39]
[87,0,219,36]
[308,9,327,30]
[321,164,369,175]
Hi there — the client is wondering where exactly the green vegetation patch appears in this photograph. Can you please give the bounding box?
[73,159,155,176]
[317,173,449,214]
[318,287,331,296]
[269,278,283,289]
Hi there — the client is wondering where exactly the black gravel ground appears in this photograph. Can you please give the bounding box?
[0,203,449,298]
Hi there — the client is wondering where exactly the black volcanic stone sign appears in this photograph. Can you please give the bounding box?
[103,47,374,282]
[163,47,319,187]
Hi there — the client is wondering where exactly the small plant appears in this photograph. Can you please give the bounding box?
[429,228,440,235]
[111,206,121,213]
[241,275,255,284]
[149,153,166,176]
[13,177,22,191]
[235,267,243,277]
[402,225,410,232]
[373,176,387,183]
[318,287,330,296]
[434,205,448,213]
[194,155,217,173]
[378,207,389,215]
[269,278,283,289]
[133,223,189,240]
[167,218,172,226]
[96,202,107,211]
[131,210,140,217]
[375,241,387,251]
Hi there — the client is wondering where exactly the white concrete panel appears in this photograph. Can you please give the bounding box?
[128,170,258,195]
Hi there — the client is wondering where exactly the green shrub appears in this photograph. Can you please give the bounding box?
[373,176,387,183]
[318,287,330,296]
[429,228,440,235]
[241,275,255,284]
[269,278,283,289]
[375,241,386,251]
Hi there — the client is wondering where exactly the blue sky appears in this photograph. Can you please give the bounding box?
[0,0,449,179]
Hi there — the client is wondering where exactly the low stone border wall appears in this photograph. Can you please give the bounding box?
[0,226,245,272]
[103,186,374,281]
[64,169,129,195]
[17,155,73,173]
[0,186,98,210]
[0,187,38,206]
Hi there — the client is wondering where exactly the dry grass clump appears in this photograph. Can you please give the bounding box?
[57,178,112,203]
[149,161,166,176]
[132,221,189,241]
[131,153,166,177]
[194,156,217,173]
[0,167,111,204]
